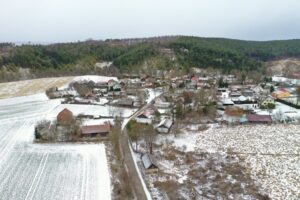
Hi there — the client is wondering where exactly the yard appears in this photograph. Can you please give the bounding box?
[145,124,300,200]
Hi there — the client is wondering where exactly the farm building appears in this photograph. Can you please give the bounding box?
[57,108,74,124]
[141,153,158,173]
[246,114,272,124]
[81,124,111,137]
[156,119,173,133]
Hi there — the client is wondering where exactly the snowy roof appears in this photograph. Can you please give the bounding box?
[141,153,157,169]
[157,119,173,129]
[222,99,234,105]
[137,109,155,118]
[238,95,247,102]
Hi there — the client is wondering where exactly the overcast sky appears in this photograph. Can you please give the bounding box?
[0,0,300,43]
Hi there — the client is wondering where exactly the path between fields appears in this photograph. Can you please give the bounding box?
[119,90,163,200]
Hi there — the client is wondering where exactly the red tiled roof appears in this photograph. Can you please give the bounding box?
[246,114,272,123]
[57,108,73,122]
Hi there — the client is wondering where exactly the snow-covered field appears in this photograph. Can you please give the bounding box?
[161,124,300,200]
[0,77,74,99]
[0,94,111,200]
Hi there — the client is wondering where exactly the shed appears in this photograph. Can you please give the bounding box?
[141,153,158,173]
[156,119,173,133]
[81,124,111,137]
[57,108,74,124]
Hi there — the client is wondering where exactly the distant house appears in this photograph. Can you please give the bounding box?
[217,88,229,99]
[272,88,291,99]
[136,108,156,124]
[246,114,272,124]
[141,153,158,173]
[112,83,122,91]
[108,79,117,87]
[222,99,234,106]
[224,75,236,83]
[57,108,74,124]
[252,85,264,94]
[81,124,111,137]
[116,98,134,107]
[154,98,171,108]
[230,91,242,98]
[156,119,173,133]
[259,96,275,108]
[242,89,254,98]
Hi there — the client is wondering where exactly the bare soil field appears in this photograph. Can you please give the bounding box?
[266,58,300,76]
[0,77,74,99]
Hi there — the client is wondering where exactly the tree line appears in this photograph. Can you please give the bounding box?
[1,36,300,77]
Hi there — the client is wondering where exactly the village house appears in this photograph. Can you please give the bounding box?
[242,89,255,99]
[154,97,171,109]
[57,108,74,124]
[116,98,134,107]
[251,85,265,95]
[259,96,275,108]
[81,123,111,137]
[141,153,159,173]
[221,99,234,107]
[229,91,242,98]
[224,74,236,83]
[156,119,173,133]
[217,88,229,99]
[136,107,156,124]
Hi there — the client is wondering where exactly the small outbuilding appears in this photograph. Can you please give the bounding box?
[141,153,158,173]
[81,124,111,137]
[156,119,173,133]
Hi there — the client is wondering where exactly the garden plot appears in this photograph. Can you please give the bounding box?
[157,125,300,200]
[144,143,267,200]
[0,94,111,200]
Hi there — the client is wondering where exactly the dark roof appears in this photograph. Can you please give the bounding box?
[246,114,272,123]
[81,124,111,135]
[117,98,133,106]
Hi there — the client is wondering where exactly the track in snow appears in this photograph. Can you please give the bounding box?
[0,94,111,200]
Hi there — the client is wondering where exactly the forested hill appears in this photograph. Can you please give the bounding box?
[1,36,300,78]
